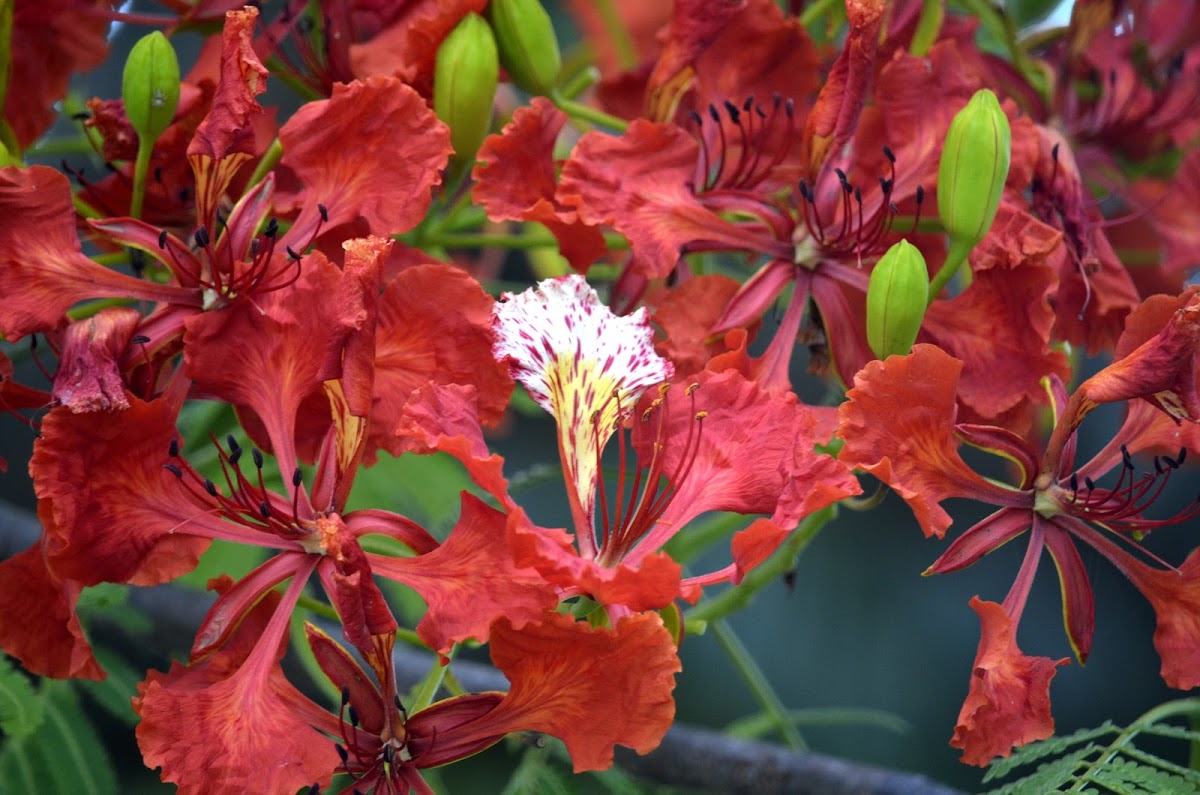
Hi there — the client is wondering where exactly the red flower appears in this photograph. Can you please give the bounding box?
[493,276,857,611]
[837,301,1200,764]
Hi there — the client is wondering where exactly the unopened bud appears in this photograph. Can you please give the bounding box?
[434,13,499,162]
[866,240,929,360]
[122,32,181,145]
[488,0,562,96]
[937,89,1011,250]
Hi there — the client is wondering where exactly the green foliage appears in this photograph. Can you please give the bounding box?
[982,699,1200,794]
[0,679,118,795]
[0,654,43,738]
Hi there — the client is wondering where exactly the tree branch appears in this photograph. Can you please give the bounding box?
[0,499,966,795]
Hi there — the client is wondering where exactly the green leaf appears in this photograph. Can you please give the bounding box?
[0,654,44,738]
[0,681,117,795]
[77,648,142,727]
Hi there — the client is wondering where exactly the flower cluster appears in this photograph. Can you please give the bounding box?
[0,0,1198,789]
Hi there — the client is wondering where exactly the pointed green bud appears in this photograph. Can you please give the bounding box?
[434,12,499,162]
[488,0,562,96]
[866,240,929,360]
[937,89,1011,252]
[121,31,181,145]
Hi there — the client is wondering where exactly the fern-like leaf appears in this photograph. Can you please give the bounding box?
[981,698,1200,795]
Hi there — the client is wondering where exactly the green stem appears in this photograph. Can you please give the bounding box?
[712,620,806,751]
[684,505,836,627]
[664,512,749,566]
[558,66,600,101]
[952,0,1041,87]
[892,215,945,235]
[926,236,972,306]
[26,136,97,157]
[1067,698,1200,793]
[798,0,842,28]
[296,593,339,621]
[409,644,458,712]
[594,0,638,71]
[73,194,103,220]
[551,93,629,132]
[247,138,283,190]
[129,140,152,220]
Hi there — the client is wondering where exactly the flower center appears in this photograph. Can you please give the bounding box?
[1050,444,1199,533]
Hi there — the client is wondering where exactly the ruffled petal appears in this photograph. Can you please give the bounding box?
[837,345,1031,538]
[951,598,1068,767]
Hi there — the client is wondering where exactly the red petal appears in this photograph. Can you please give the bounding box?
[645,0,747,120]
[951,598,1068,766]
[1042,521,1095,664]
[32,393,210,587]
[559,121,781,278]
[837,345,1030,538]
[508,506,684,612]
[390,383,511,503]
[188,7,269,223]
[802,0,885,176]
[648,274,748,376]
[368,494,557,655]
[473,98,608,272]
[51,308,141,413]
[486,612,681,771]
[371,264,513,462]
[924,203,1071,423]
[1078,288,1200,423]
[0,166,191,339]
[348,2,487,97]
[0,546,103,680]
[135,572,337,794]
[278,76,451,240]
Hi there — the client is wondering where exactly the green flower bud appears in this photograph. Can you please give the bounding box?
[121,31,181,145]
[937,88,1011,252]
[488,0,562,96]
[866,239,929,360]
[434,13,499,162]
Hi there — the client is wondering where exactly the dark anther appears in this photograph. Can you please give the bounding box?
[194,227,210,248]
[307,785,321,795]
[688,110,703,127]
[157,229,169,249]
[258,500,271,519]
[130,249,148,277]
[226,435,241,452]
[1084,476,1096,491]
[168,439,180,457]
[772,91,782,109]
[724,99,740,123]
[252,448,264,469]
[204,479,218,497]
[179,187,192,203]
[229,447,243,467]
[798,180,811,202]
[347,706,359,727]
[164,464,183,478]
[755,104,767,119]
[834,168,847,184]
[1164,454,1180,469]
[293,467,304,487]
[742,96,754,112]
[131,335,150,345]
[1121,444,1133,469]
[250,239,260,257]
[382,745,394,765]
[265,218,279,238]
[104,161,118,173]
[340,686,351,706]
[335,744,349,764]
[1155,456,1164,474]
[854,186,863,204]
[879,177,893,195]
[1178,448,1188,467]
[784,98,794,118]
[889,201,900,214]
[708,103,720,123]
[1051,142,1060,163]
[286,246,302,261]
[318,204,329,222]
[882,145,895,163]
[153,165,163,184]
[1108,69,1117,86]
[71,111,91,121]
[1070,472,1079,492]
[915,185,925,204]
[395,695,406,713]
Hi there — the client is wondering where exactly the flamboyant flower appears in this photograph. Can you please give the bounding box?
[298,611,681,793]
[492,275,858,612]
[837,288,1200,764]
